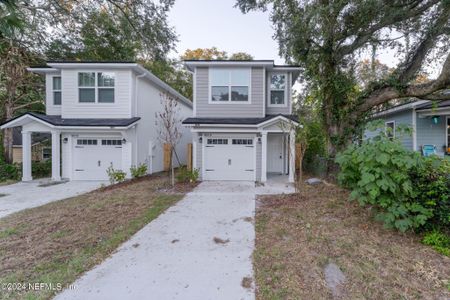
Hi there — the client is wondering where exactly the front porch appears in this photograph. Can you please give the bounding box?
[416,108,450,157]
[187,115,299,183]
[0,113,140,182]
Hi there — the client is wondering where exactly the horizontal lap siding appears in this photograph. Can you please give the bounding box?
[364,110,413,150]
[416,114,446,156]
[195,67,264,118]
[266,72,291,115]
[61,69,131,118]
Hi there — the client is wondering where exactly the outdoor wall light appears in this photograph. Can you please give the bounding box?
[63,137,68,143]
[258,137,262,144]
[122,138,127,144]
[431,115,440,124]
[199,137,203,143]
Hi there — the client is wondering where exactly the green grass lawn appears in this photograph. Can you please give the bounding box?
[0,175,196,300]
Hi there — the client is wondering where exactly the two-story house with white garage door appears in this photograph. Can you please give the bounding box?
[182,60,300,183]
[1,61,193,181]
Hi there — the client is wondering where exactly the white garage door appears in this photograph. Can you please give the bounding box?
[73,138,122,180]
[204,137,255,181]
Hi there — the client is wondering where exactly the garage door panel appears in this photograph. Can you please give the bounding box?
[203,137,255,181]
[73,138,122,181]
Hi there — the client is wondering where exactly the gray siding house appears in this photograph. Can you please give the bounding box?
[182,60,300,183]
[365,100,450,157]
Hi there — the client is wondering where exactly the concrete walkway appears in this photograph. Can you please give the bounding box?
[56,180,294,300]
[0,180,106,219]
[56,181,258,300]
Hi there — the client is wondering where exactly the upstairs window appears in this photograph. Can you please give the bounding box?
[78,72,115,103]
[269,74,286,106]
[210,68,250,102]
[53,76,61,105]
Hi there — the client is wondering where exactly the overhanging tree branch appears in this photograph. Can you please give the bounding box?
[338,0,439,57]
[356,52,450,113]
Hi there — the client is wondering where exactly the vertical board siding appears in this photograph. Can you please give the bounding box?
[195,67,265,118]
[416,114,446,156]
[61,69,132,118]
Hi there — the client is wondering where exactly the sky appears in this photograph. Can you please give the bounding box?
[167,0,440,79]
[168,0,283,63]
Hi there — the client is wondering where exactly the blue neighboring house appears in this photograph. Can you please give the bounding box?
[365,100,450,157]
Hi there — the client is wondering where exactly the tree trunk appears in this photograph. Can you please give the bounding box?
[2,128,13,163]
[2,105,15,163]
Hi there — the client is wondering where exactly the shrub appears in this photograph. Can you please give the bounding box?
[0,161,20,181]
[32,160,52,178]
[337,121,450,232]
[422,231,450,257]
[106,165,127,184]
[130,163,148,178]
[410,156,449,229]
[176,167,199,183]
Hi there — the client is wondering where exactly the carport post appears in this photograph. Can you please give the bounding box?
[21,131,32,181]
[261,132,267,182]
[51,130,61,181]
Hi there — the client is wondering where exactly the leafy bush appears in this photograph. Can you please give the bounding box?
[130,163,148,178]
[422,231,450,257]
[176,167,199,183]
[0,161,20,181]
[410,156,450,229]
[106,165,127,184]
[335,122,445,232]
[32,160,52,178]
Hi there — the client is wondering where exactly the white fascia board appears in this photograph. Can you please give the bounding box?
[27,67,59,74]
[183,61,274,72]
[1,114,139,131]
[184,123,258,128]
[190,127,302,133]
[47,63,138,69]
[257,116,299,128]
[0,114,56,130]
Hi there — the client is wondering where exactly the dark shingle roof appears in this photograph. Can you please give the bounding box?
[416,100,450,110]
[2,112,140,128]
[182,114,298,125]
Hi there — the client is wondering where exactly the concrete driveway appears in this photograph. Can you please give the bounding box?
[0,180,106,219]
[56,181,258,300]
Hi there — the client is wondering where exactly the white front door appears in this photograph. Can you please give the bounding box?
[72,138,122,180]
[203,137,255,181]
[267,134,284,173]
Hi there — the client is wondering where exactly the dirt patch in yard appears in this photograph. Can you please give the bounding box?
[0,176,195,300]
[254,182,450,299]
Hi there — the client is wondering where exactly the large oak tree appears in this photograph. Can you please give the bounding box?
[0,0,178,163]
[236,0,450,159]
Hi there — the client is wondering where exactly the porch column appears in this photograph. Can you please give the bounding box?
[21,131,32,181]
[261,132,268,182]
[289,129,295,183]
[51,130,61,181]
[192,132,198,170]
